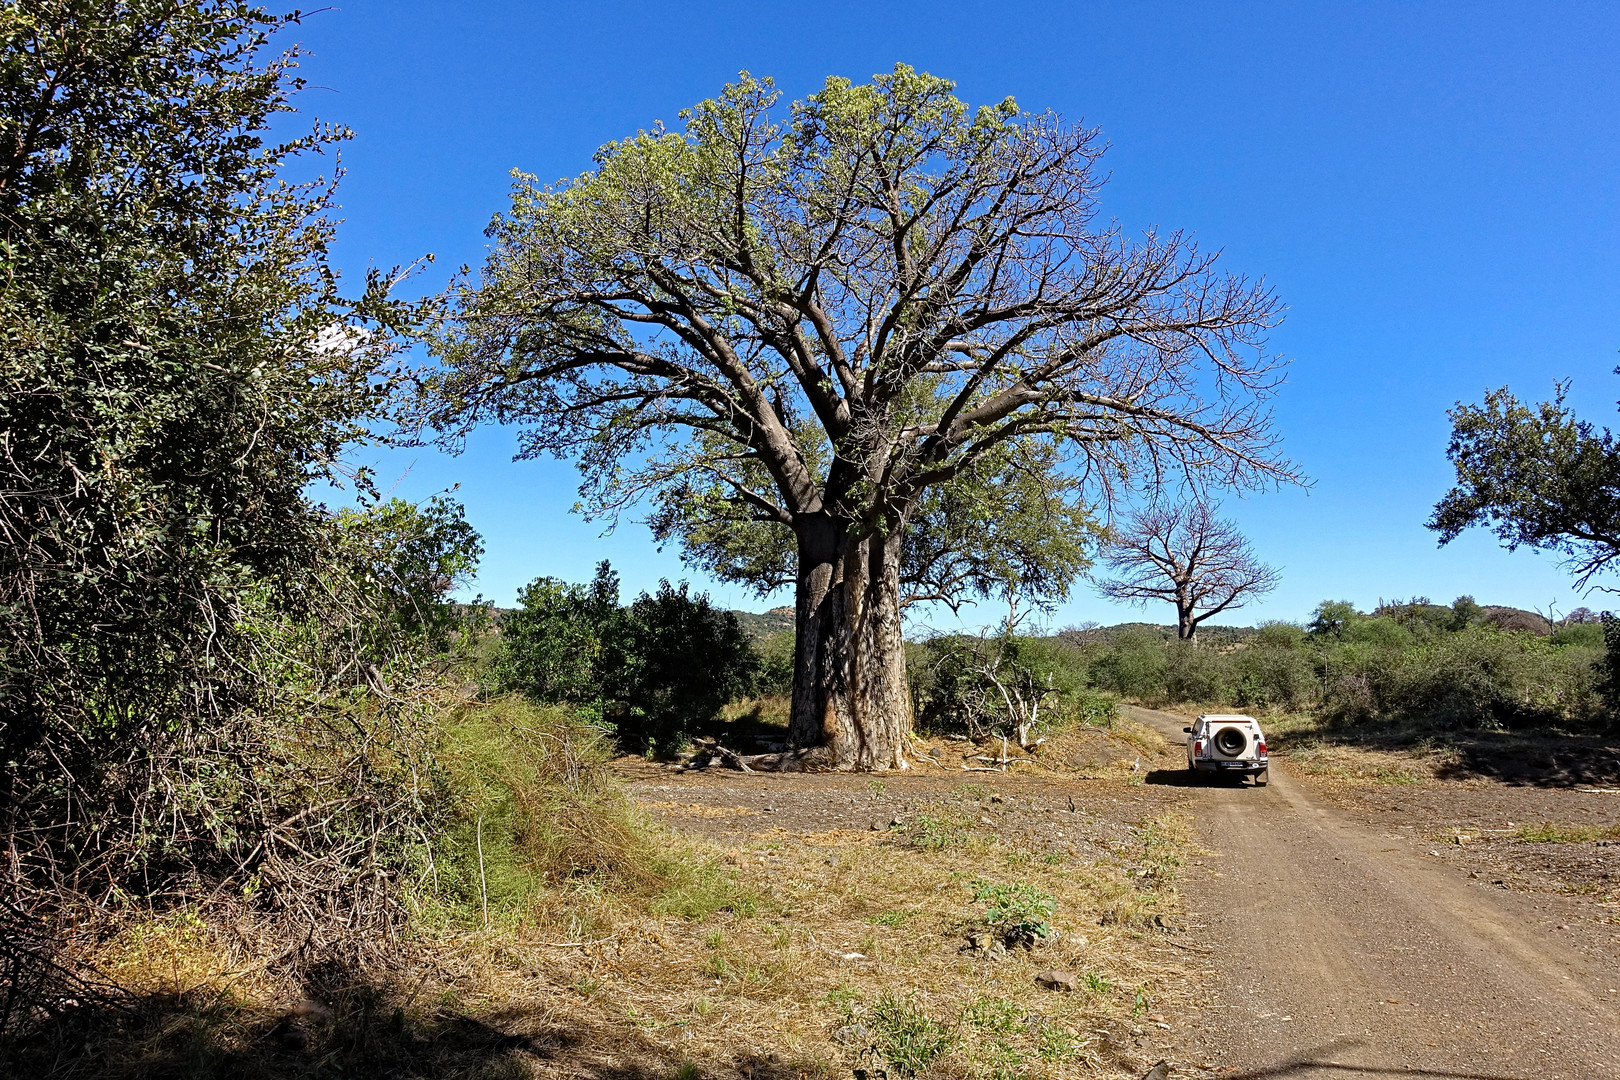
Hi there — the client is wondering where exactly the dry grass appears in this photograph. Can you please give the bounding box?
[1255,713,1463,786]
[10,702,1199,1080]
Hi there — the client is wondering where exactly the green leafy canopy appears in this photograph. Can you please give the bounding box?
[1430,379,1620,590]
[418,64,1295,613]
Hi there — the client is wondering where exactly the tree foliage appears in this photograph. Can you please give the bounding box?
[0,1,401,762]
[613,580,757,752]
[1430,380,1620,590]
[656,436,1101,613]
[417,64,1296,764]
[497,563,757,753]
[913,631,1113,745]
[1602,613,1620,714]
[0,1,453,986]
[498,561,623,707]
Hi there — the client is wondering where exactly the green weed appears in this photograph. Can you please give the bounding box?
[868,993,954,1077]
[1515,822,1620,843]
[970,880,1057,940]
[910,812,967,851]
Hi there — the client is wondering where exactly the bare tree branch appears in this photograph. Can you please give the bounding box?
[1095,500,1279,642]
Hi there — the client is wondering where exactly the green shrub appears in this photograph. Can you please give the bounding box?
[1230,640,1318,709]
[1087,627,1169,700]
[1552,621,1605,648]
[1603,614,1620,714]
[1307,600,1360,637]
[1253,621,1307,648]
[1318,626,1600,728]
[1162,640,1235,704]
[913,632,1099,740]
[753,630,796,697]
[498,563,758,754]
[1343,616,1413,647]
[1075,602,1603,729]
[611,580,757,753]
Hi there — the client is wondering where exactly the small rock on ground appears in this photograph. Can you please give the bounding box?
[1034,969,1078,991]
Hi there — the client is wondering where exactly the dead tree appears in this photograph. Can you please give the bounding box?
[1096,502,1279,643]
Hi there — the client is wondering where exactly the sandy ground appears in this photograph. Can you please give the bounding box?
[1124,705,1620,1080]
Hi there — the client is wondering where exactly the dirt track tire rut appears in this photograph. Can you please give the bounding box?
[1126,705,1620,1079]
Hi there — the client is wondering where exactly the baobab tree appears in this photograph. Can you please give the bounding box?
[418,66,1296,770]
[1096,502,1279,643]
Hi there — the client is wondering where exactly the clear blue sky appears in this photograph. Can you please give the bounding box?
[286,1,1620,629]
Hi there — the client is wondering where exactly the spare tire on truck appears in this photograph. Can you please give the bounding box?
[1213,725,1249,757]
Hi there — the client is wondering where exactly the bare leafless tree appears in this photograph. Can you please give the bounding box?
[1096,502,1279,643]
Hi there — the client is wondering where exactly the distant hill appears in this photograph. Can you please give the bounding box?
[1046,622,1259,647]
[728,606,795,640]
[1480,606,1553,635]
[717,614,1266,646]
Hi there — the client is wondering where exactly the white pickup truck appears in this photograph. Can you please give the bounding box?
[1183,713,1269,786]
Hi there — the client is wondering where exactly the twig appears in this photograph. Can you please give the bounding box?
[535,936,617,948]
[476,812,489,931]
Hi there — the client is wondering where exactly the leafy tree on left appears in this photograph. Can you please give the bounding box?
[0,3,415,896]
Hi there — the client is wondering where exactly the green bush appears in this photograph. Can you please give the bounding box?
[1075,599,1605,729]
[1603,614,1620,713]
[612,581,757,752]
[970,880,1057,940]
[752,630,796,697]
[497,563,757,754]
[1551,621,1605,648]
[913,632,1099,740]
[1318,626,1600,727]
[1163,641,1236,704]
[1229,640,1318,709]
[1087,627,1169,700]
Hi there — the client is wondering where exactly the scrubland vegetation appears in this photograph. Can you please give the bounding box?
[971,599,1614,736]
[5,4,1618,1076]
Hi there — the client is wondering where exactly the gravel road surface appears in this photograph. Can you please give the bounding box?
[1125,705,1620,1080]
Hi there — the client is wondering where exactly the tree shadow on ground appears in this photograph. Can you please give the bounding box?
[2,961,807,1080]
[685,698,793,755]
[1278,722,1620,788]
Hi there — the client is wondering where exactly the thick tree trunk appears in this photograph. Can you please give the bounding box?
[1176,597,1198,644]
[773,513,912,771]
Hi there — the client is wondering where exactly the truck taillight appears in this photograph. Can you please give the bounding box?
[1257,741,1267,757]
[1194,740,1204,756]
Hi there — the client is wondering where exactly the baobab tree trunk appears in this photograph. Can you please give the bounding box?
[779,513,912,771]
[1177,596,1199,644]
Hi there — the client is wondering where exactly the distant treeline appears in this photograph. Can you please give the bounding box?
[1016,597,1615,730]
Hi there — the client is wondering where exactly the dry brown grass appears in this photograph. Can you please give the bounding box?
[1257,713,1469,787]
[9,702,1199,1080]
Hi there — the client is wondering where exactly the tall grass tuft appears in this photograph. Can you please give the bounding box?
[430,698,756,925]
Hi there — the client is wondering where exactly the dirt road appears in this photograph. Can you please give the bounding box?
[1125,705,1620,1080]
